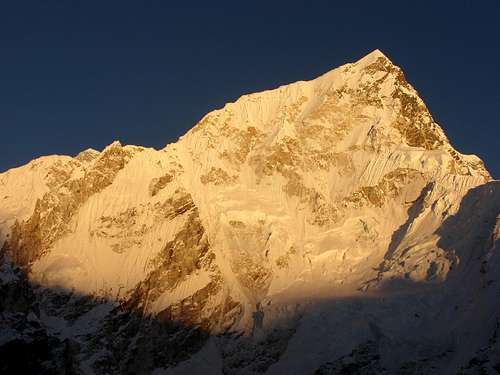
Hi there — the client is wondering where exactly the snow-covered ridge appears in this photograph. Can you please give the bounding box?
[0,50,499,374]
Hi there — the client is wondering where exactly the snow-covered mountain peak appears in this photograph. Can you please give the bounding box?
[178,50,489,204]
[75,148,100,163]
[0,50,499,375]
[350,48,393,69]
[358,48,391,62]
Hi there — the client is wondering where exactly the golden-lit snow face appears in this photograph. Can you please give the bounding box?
[0,50,494,332]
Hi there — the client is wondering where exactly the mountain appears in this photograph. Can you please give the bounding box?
[1,49,499,374]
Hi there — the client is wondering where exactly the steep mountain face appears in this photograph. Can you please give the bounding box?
[1,50,499,374]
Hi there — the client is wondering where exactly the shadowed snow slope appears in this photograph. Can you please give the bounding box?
[1,50,499,374]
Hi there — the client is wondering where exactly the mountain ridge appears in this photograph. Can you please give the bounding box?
[1,50,499,374]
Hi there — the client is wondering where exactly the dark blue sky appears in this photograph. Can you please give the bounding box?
[1,1,499,177]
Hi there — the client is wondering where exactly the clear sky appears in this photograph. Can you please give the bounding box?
[1,1,499,177]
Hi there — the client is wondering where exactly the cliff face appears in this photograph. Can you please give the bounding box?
[1,50,499,374]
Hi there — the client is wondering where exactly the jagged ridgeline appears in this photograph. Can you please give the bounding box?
[1,50,499,374]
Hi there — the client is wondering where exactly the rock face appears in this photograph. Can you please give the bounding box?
[1,49,499,374]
